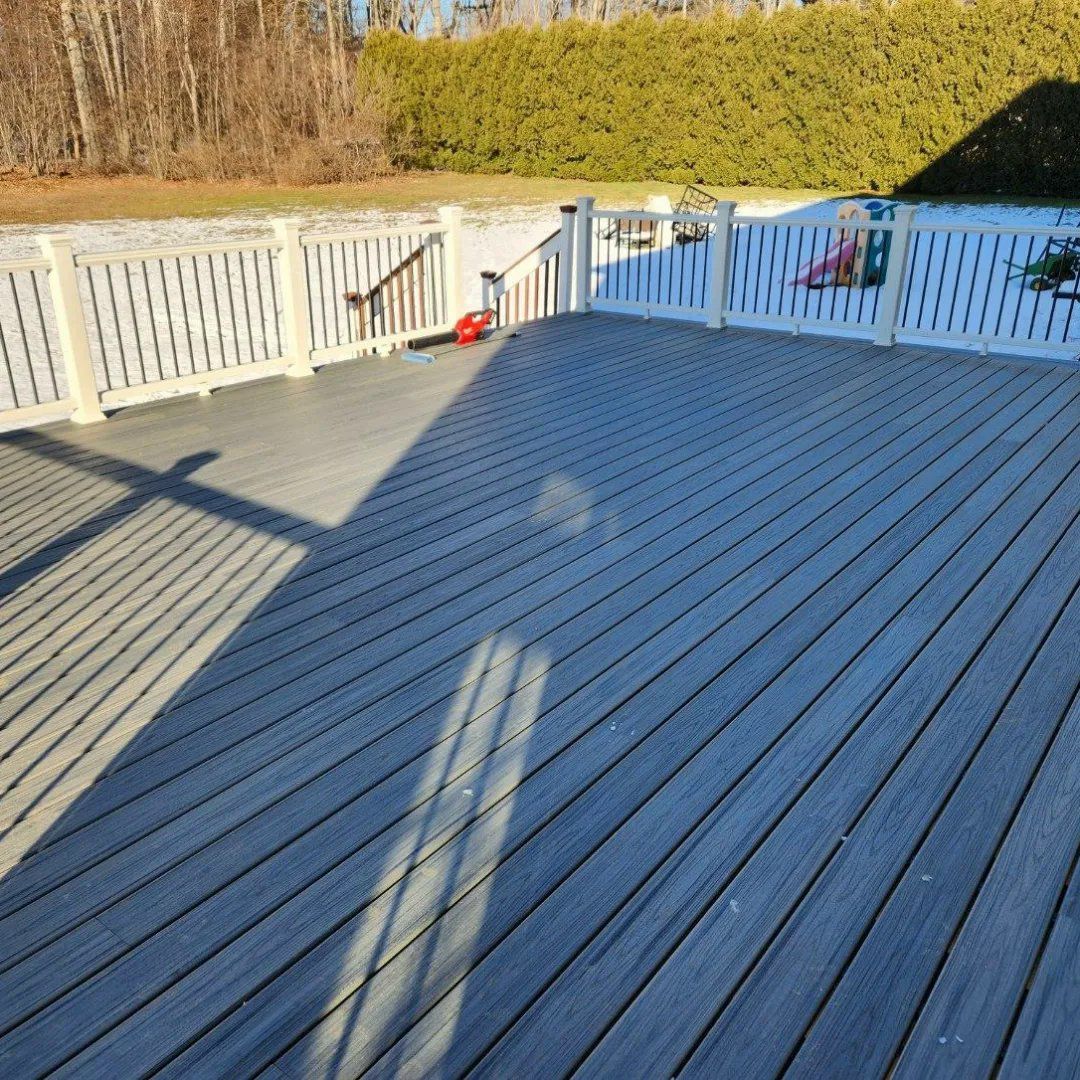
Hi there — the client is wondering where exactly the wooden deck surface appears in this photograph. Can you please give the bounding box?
[0,312,1078,1079]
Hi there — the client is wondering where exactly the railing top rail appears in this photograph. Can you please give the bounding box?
[731,213,1080,240]
[909,221,1080,238]
[733,213,901,231]
[76,237,278,268]
[0,256,50,274]
[589,209,718,224]
[300,221,444,246]
[67,220,452,270]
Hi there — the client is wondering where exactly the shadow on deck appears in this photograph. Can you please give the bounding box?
[0,313,1078,1079]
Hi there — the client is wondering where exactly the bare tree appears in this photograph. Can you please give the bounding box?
[0,0,800,179]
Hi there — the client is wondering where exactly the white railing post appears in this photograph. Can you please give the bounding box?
[558,203,577,314]
[573,196,595,313]
[874,206,917,346]
[480,270,496,313]
[439,205,465,318]
[272,220,315,378]
[38,235,105,424]
[706,201,737,329]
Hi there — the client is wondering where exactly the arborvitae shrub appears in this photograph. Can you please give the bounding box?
[363,0,1080,196]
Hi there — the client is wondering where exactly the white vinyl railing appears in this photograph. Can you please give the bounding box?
[0,207,463,431]
[480,205,575,327]
[563,197,1080,360]
[0,255,69,425]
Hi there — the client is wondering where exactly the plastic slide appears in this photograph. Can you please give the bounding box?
[790,236,857,288]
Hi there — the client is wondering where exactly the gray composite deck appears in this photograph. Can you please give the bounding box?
[0,312,1078,1079]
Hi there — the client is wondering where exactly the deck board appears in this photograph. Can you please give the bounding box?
[0,313,1077,1078]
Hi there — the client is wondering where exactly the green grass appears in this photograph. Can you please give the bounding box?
[2,170,1071,227]
[0,171,858,226]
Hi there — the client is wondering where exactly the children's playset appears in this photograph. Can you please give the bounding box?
[789,199,898,290]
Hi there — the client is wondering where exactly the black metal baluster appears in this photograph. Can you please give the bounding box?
[122,262,148,383]
[929,233,952,331]
[29,270,59,399]
[741,223,752,313]
[831,221,846,324]
[406,234,419,330]
[974,234,1000,338]
[865,236,879,325]
[776,224,791,321]
[636,222,644,303]
[86,266,114,389]
[994,234,1019,338]
[338,242,351,341]
[0,312,18,407]
[318,244,333,349]
[140,260,164,380]
[645,221,656,304]
[327,243,340,346]
[362,239,376,338]
[763,224,778,317]
[1043,238,1073,343]
[841,221,856,324]
[802,227,818,320]
[677,229,688,307]
[728,221,741,312]
[236,251,256,363]
[190,255,211,372]
[349,241,364,342]
[157,259,180,377]
[1010,235,1037,339]
[8,275,40,403]
[945,233,968,332]
[614,219,622,300]
[394,234,406,332]
[175,257,198,374]
[604,218,611,299]
[688,226,700,309]
[915,232,937,329]
[205,254,228,368]
[961,234,984,335]
[302,245,317,348]
[624,224,633,302]
[789,226,804,319]
[251,250,270,361]
[105,264,131,385]
[1061,254,1079,343]
[266,249,283,357]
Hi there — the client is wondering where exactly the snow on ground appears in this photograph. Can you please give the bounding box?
[1,194,1077,427]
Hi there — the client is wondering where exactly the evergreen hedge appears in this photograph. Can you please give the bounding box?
[362,0,1080,196]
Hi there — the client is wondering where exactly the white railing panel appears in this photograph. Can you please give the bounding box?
[0,208,464,432]
[572,199,1080,361]
[77,242,288,397]
[0,259,69,421]
[586,210,714,316]
[895,223,1080,355]
[485,208,574,328]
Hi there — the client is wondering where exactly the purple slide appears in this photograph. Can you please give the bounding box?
[789,236,856,287]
